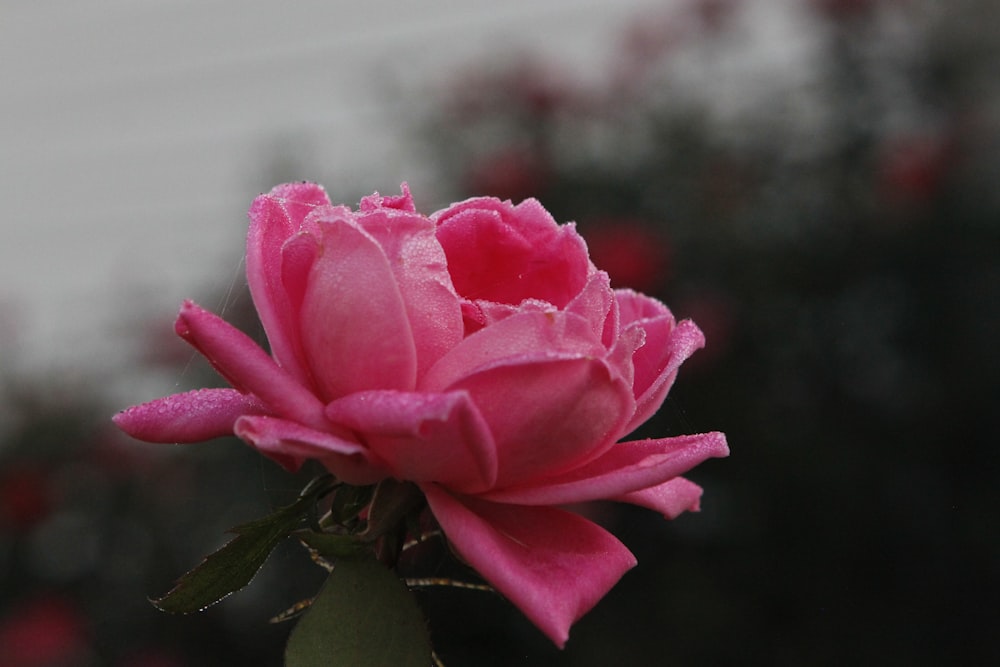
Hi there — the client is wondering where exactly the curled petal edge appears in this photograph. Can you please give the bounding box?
[625,317,706,434]
[234,415,386,485]
[480,431,728,506]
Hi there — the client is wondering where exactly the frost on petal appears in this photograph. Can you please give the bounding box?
[174,301,327,429]
[615,290,705,434]
[300,218,418,400]
[565,271,618,348]
[246,183,330,383]
[481,431,728,506]
[626,318,705,434]
[276,231,320,386]
[615,476,705,519]
[358,182,417,212]
[355,207,463,379]
[422,310,634,487]
[449,357,634,488]
[422,484,636,648]
[234,415,385,485]
[433,198,592,308]
[616,288,673,325]
[421,310,606,392]
[325,390,497,494]
[263,182,332,228]
[113,389,265,443]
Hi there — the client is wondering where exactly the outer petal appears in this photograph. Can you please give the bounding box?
[617,290,705,434]
[615,476,705,519]
[449,357,634,488]
[433,197,592,308]
[234,415,385,485]
[174,301,328,430]
[481,432,729,505]
[246,183,331,383]
[421,310,634,487]
[113,389,265,443]
[277,230,320,370]
[300,217,417,399]
[325,390,497,494]
[422,484,636,648]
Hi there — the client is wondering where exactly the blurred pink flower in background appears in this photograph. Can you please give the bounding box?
[877,131,955,209]
[0,465,52,533]
[444,57,579,121]
[466,147,551,202]
[584,218,672,294]
[0,594,90,667]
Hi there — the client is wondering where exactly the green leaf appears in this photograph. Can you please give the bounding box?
[152,493,319,614]
[285,556,432,667]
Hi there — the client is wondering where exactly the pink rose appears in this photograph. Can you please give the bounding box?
[114,183,727,647]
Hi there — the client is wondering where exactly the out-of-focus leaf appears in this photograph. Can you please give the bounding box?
[285,555,431,667]
[151,492,320,614]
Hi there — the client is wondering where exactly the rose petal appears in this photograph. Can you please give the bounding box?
[325,390,497,493]
[615,476,705,519]
[113,389,265,443]
[246,183,331,383]
[481,432,728,506]
[627,318,704,433]
[359,182,417,212]
[422,484,636,648]
[433,197,592,307]
[234,415,384,484]
[276,230,321,391]
[356,207,463,379]
[616,288,672,325]
[421,310,606,392]
[174,301,328,429]
[300,217,418,399]
[448,356,634,488]
[565,271,618,347]
[616,290,705,433]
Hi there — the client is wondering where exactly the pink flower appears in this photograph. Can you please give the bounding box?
[114,183,728,647]
[584,218,672,293]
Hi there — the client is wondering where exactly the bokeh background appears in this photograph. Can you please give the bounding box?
[1,1,997,665]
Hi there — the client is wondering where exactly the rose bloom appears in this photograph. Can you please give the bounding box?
[114,183,728,647]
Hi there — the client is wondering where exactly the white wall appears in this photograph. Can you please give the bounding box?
[0,0,664,375]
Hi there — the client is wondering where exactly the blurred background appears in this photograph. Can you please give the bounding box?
[1,0,997,665]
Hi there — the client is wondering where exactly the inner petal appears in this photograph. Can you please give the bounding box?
[300,218,418,400]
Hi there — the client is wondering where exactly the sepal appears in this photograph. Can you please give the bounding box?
[284,554,432,667]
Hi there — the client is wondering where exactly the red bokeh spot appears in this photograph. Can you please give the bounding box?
[585,221,671,294]
[0,466,52,531]
[0,594,89,667]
